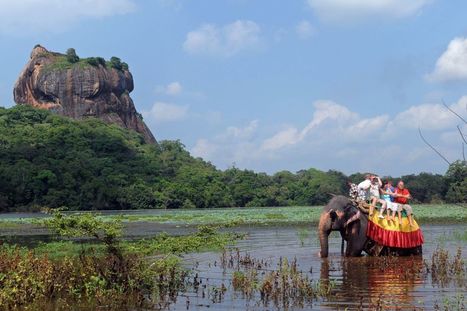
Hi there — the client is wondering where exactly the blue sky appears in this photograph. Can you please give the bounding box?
[1,0,466,176]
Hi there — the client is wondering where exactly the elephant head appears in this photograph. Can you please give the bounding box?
[318,195,368,258]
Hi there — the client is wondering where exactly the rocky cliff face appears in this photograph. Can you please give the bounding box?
[14,45,156,144]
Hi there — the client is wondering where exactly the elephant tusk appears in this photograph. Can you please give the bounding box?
[345,210,361,227]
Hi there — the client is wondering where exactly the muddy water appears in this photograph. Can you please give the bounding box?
[174,224,466,310]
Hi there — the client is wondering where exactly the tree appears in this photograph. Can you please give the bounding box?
[109,56,122,70]
[66,48,79,63]
[444,161,467,203]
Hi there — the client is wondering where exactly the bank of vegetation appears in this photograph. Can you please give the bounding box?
[0,212,239,310]
[0,105,465,212]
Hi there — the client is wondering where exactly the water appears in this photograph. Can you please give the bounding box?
[175,224,466,310]
[1,212,465,310]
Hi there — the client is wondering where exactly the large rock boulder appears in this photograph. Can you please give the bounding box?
[14,45,156,144]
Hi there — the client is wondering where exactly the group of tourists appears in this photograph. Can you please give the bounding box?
[348,174,415,227]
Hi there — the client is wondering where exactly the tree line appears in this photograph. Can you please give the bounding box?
[0,105,465,212]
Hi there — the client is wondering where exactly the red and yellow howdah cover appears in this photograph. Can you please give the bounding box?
[366,214,424,248]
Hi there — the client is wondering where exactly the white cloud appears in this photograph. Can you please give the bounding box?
[426,37,467,82]
[192,97,466,175]
[183,20,261,57]
[155,82,183,95]
[191,139,217,159]
[261,100,388,151]
[391,96,467,130]
[190,120,262,166]
[262,127,300,151]
[143,102,188,123]
[296,20,315,39]
[307,0,429,23]
[0,0,135,35]
[166,82,182,95]
[225,120,258,139]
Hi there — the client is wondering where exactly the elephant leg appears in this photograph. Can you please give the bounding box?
[345,222,367,257]
[340,231,346,255]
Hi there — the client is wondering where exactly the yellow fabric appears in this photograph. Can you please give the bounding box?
[368,213,419,233]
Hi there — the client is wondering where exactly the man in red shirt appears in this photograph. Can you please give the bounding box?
[393,180,414,227]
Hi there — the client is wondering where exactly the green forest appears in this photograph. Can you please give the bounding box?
[0,105,465,212]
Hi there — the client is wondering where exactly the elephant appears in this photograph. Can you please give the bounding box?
[318,195,422,257]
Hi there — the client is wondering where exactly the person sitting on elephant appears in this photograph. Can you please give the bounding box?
[381,180,399,221]
[369,176,387,219]
[348,180,359,200]
[357,174,372,202]
[393,180,415,227]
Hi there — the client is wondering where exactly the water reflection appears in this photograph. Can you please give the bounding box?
[320,256,425,309]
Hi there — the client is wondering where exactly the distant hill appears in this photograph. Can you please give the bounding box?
[0,106,462,211]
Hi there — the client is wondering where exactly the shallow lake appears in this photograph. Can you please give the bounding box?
[1,212,465,310]
[175,224,465,310]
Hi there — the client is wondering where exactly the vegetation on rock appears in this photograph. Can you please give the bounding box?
[65,48,79,63]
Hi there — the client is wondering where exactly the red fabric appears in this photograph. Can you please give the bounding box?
[366,221,424,248]
[394,188,410,204]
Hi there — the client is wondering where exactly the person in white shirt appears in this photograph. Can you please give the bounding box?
[357,174,372,202]
[369,176,387,219]
[358,174,386,217]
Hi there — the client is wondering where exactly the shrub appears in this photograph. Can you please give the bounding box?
[65,48,79,63]
[86,57,98,66]
[86,57,107,67]
[96,57,106,66]
[109,56,122,70]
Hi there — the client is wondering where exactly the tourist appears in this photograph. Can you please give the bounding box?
[381,180,399,221]
[357,174,372,203]
[393,180,415,227]
[369,176,387,219]
[347,180,359,201]
[358,174,386,217]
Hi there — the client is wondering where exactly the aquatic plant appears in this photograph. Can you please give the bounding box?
[0,245,159,309]
[219,251,334,309]
[124,225,244,255]
[428,247,465,287]
[0,212,192,310]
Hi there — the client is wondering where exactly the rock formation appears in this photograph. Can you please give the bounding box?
[14,45,156,144]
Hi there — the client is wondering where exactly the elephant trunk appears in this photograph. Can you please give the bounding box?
[318,211,332,258]
[319,230,329,258]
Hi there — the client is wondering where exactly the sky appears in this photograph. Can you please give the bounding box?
[0,0,466,176]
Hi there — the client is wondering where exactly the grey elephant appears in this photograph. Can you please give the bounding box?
[318,195,422,257]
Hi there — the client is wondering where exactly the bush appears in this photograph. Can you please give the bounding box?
[96,57,106,66]
[0,212,188,309]
[65,48,79,63]
[109,56,122,70]
[86,57,107,67]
